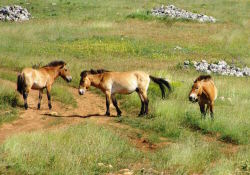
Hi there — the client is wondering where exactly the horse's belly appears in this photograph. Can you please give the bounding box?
[31,81,45,90]
[111,83,137,94]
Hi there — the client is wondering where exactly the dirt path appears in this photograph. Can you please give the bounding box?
[0,79,169,151]
[0,79,106,144]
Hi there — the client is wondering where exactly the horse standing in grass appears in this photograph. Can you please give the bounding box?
[78,69,171,116]
[189,75,217,119]
[17,61,72,110]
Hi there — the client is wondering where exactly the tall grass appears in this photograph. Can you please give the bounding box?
[0,85,21,125]
[0,122,142,174]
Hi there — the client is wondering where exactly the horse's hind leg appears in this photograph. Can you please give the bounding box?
[46,86,52,110]
[210,102,214,120]
[37,89,43,110]
[105,91,111,116]
[23,91,29,110]
[111,94,122,116]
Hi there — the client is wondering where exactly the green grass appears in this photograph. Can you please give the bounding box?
[0,85,21,125]
[0,122,142,174]
[0,0,249,174]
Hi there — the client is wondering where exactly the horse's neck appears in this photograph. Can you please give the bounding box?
[201,81,210,99]
[42,67,60,80]
[89,74,102,88]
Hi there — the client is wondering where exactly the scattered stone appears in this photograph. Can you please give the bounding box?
[152,5,216,23]
[141,168,161,175]
[0,5,31,22]
[174,46,182,50]
[98,163,113,169]
[98,163,105,167]
[50,111,58,116]
[183,60,250,77]
[119,169,134,175]
[184,60,189,65]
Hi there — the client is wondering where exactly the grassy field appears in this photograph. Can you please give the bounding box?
[0,0,249,174]
[0,83,21,126]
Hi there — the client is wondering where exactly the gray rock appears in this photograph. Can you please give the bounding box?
[184,60,189,65]
[184,59,250,77]
[0,5,31,22]
[152,5,216,23]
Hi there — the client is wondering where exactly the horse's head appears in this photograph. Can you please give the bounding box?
[189,75,211,103]
[58,64,72,83]
[189,80,203,103]
[78,71,91,95]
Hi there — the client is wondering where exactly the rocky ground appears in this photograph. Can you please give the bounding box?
[0,5,31,22]
[152,5,216,23]
[184,60,250,77]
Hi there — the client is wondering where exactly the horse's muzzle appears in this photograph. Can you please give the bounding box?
[66,76,72,83]
[189,96,198,103]
[79,89,85,95]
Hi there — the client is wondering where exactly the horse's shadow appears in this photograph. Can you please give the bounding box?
[42,113,117,118]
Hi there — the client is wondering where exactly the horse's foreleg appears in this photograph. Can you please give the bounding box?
[46,86,52,110]
[105,91,111,116]
[111,94,122,116]
[199,103,206,119]
[23,90,29,110]
[210,102,214,120]
[141,90,149,115]
[206,105,210,115]
[37,89,43,110]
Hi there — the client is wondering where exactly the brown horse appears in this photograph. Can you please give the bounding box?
[189,75,217,119]
[17,61,72,110]
[78,69,171,116]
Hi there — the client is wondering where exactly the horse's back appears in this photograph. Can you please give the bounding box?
[104,71,150,94]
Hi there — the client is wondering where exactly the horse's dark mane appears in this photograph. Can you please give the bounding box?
[80,69,110,77]
[194,75,212,82]
[43,60,66,68]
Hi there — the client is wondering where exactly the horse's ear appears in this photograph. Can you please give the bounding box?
[59,65,64,69]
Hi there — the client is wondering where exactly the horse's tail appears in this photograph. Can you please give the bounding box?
[149,75,171,99]
[17,73,25,94]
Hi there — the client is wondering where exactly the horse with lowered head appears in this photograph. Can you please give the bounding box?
[17,60,72,110]
[189,75,217,119]
[78,69,171,116]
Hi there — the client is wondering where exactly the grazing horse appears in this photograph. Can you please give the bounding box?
[189,75,217,119]
[78,69,171,116]
[17,60,72,110]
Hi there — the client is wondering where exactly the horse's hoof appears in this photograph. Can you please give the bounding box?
[117,111,122,117]
[24,104,28,110]
[48,104,52,110]
[105,112,110,116]
[138,113,144,117]
[37,104,41,110]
